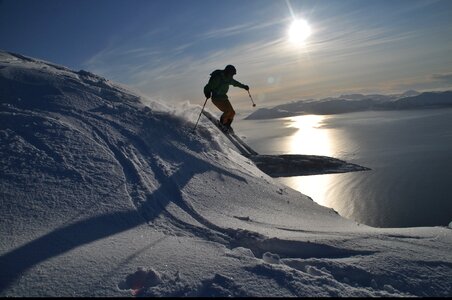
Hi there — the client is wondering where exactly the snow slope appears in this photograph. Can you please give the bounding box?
[0,51,451,297]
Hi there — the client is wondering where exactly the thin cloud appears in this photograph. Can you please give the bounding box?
[197,19,286,41]
[432,73,452,83]
[83,0,452,108]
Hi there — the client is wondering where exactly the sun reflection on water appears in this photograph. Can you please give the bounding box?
[283,115,332,156]
[282,175,336,207]
[277,115,337,207]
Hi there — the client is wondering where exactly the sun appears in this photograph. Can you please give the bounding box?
[288,19,311,44]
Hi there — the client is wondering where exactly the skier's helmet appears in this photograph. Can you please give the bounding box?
[224,65,237,75]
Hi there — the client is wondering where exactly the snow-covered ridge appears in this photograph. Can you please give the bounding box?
[1,51,451,297]
[246,90,452,120]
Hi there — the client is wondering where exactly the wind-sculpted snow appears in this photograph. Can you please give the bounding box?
[0,51,451,297]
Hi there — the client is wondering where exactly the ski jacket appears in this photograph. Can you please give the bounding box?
[204,70,247,101]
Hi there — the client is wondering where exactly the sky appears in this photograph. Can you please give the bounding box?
[1,0,452,111]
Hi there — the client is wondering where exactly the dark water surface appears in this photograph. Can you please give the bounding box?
[235,108,452,228]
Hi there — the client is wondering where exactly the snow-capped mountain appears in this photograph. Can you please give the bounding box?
[245,90,451,120]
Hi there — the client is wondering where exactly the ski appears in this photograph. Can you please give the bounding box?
[201,110,256,157]
[229,131,259,156]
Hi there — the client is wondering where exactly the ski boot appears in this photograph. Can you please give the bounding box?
[219,117,234,133]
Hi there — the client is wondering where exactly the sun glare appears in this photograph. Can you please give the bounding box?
[288,19,311,44]
[285,115,331,156]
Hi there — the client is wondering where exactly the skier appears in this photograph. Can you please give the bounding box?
[203,65,249,132]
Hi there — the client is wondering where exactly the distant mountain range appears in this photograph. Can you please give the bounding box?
[245,90,452,120]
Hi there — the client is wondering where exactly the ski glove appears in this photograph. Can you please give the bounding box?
[203,84,212,99]
[203,85,211,99]
[244,85,250,91]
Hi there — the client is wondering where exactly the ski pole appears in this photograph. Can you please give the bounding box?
[247,90,256,107]
[193,98,208,132]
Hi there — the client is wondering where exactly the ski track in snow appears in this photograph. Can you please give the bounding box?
[67,106,374,262]
[1,51,451,297]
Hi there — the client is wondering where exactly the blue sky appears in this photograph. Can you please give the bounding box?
[1,0,452,110]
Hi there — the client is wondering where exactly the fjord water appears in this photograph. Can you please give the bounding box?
[235,108,452,228]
